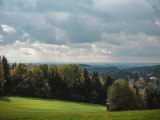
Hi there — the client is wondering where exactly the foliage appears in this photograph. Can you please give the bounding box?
[1,56,160,111]
[107,80,138,111]
[0,57,5,95]
[31,66,51,98]
[2,55,13,95]
[146,81,160,109]
[83,69,92,102]
[8,62,107,103]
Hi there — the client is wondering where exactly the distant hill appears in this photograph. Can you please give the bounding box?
[10,62,160,77]
[78,63,160,75]
[128,65,160,76]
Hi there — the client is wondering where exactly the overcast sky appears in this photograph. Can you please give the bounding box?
[0,0,160,63]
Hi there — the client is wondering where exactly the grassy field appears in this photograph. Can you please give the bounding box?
[0,97,160,120]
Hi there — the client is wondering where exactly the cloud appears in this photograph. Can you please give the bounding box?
[92,0,152,15]
[0,0,3,6]
[1,33,160,63]
[146,0,160,14]
[0,34,3,42]
[1,0,159,44]
[107,32,160,57]
[0,35,3,39]
[0,0,160,63]
[154,19,160,27]
[1,24,16,33]
[46,12,71,22]
[0,40,113,63]
[101,32,125,45]
[25,0,37,8]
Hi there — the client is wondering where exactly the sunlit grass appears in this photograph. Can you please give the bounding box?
[0,96,105,112]
[0,97,160,120]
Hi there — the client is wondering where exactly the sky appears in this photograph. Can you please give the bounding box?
[0,0,160,63]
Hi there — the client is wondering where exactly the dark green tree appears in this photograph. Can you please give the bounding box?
[11,62,17,69]
[48,66,64,98]
[11,64,28,95]
[83,69,92,102]
[31,66,50,98]
[15,69,34,97]
[91,72,105,104]
[39,64,48,79]
[58,64,84,100]
[107,79,138,111]
[0,56,5,95]
[11,63,27,87]
[105,75,114,90]
[146,82,160,109]
[2,55,13,95]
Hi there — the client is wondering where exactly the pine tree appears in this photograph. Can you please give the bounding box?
[0,56,5,95]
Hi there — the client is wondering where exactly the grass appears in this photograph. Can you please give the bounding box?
[0,96,160,120]
[0,96,105,112]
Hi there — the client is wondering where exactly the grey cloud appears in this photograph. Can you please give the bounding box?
[1,0,160,45]
[110,33,160,57]
[22,51,33,55]
[146,0,160,14]
[1,39,160,63]
[0,0,160,63]
[102,32,123,45]
[36,0,93,12]
[65,16,102,43]
[0,0,3,6]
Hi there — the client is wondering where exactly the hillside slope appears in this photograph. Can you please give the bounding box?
[0,97,160,120]
[0,97,105,112]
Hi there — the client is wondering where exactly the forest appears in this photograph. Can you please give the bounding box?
[0,55,160,111]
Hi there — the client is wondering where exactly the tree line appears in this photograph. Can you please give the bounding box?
[0,56,111,104]
[107,79,160,111]
[0,55,160,111]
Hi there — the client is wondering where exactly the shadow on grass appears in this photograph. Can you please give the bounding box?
[0,97,11,102]
[19,96,105,108]
[20,96,57,102]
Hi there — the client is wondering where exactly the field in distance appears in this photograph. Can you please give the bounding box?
[0,97,160,120]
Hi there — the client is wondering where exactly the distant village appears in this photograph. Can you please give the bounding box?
[129,75,159,84]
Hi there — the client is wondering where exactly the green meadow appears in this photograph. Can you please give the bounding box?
[0,97,160,120]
